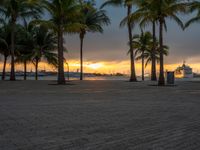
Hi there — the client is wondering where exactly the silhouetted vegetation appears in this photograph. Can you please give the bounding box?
[0,0,198,85]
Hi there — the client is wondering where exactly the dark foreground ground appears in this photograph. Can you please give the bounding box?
[0,80,200,150]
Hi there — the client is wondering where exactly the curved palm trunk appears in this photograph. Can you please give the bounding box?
[24,60,27,80]
[10,20,16,81]
[80,33,84,81]
[142,50,144,81]
[57,25,66,84]
[2,55,7,80]
[151,21,157,81]
[127,5,137,82]
[158,19,165,86]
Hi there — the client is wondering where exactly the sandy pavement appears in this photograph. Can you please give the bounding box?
[0,80,200,150]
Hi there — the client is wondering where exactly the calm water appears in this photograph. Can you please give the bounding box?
[13,75,129,81]
[5,75,200,82]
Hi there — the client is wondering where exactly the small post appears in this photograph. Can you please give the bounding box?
[167,71,175,85]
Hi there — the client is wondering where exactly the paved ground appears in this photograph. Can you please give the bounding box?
[0,80,200,150]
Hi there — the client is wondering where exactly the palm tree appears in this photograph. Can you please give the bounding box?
[134,33,169,81]
[0,22,10,80]
[44,0,79,84]
[0,40,9,80]
[130,0,186,85]
[31,25,58,80]
[156,0,187,85]
[185,1,200,28]
[129,0,159,81]
[77,1,110,80]
[133,31,152,81]
[101,0,141,82]
[0,0,42,81]
[15,22,35,80]
[134,0,185,85]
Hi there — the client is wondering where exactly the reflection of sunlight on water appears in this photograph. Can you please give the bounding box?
[83,76,129,80]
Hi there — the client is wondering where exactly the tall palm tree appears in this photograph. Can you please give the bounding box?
[44,0,79,84]
[77,1,110,80]
[31,25,58,80]
[0,0,42,81]
[156,0,186,85]
[101,0,140,82]
[185,1,200,28]
[133,31,152,81]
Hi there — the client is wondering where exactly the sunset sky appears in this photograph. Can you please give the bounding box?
[64,0,200,74]
[1,0,200,75]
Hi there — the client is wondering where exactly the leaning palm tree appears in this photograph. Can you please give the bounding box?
[31,25,58,80]
[133,31,152,81]
[101,0,141,82]
[0,0,43,80]
[44,0,79,84]
[77,1,110,80]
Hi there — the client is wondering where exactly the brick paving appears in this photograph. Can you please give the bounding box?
[0,80,200,150]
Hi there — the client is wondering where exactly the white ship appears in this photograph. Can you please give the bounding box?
[175,62,193,78]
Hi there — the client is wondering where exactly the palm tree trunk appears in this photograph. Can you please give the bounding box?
[127,5,137,82]
[24,60,27,80]
[80,33,84,81]
[2,55,7,80]
[10,20,16,81]
[35,59,39,81]
[57,25,65,84]
[142,51,144,81]
[151,21,157,81]
[158,19,165,86]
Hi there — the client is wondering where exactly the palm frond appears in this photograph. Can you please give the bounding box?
[185,16,200,28]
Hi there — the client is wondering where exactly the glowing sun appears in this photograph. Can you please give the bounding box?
[87,63,103,70]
